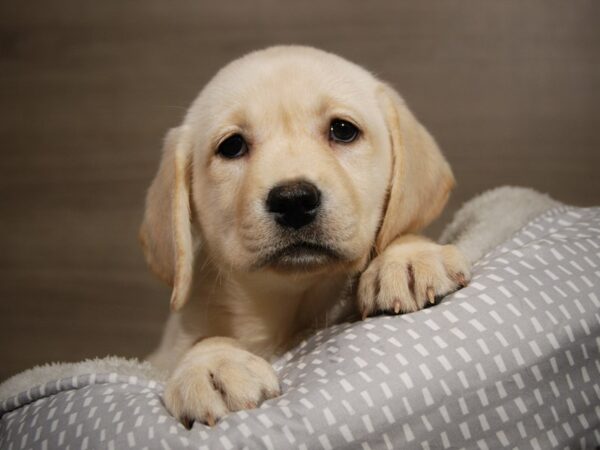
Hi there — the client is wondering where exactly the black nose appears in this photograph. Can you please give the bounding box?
[266,180,321,229]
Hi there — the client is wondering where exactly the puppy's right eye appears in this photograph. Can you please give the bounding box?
[217,134,248,159]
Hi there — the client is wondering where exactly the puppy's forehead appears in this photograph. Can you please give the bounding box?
[186,47,380,133]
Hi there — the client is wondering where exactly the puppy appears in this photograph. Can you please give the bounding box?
[140,46,470,427]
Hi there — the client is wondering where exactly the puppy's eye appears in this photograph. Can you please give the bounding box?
[217,134,248,158]
[329,119,359,143]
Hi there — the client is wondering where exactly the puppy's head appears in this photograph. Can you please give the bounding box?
[140,46,454,310]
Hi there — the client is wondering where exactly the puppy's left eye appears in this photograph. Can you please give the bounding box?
[330,119,359,143]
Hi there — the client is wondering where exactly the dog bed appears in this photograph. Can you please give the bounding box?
[1,187,599,449]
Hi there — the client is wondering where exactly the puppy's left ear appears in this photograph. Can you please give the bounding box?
[139,126,197,311]
[375,84,455,253]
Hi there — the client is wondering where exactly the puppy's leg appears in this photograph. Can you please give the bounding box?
[164,337,280,428]
[358,235,470,318]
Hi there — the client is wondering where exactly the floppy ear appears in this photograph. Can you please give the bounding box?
[139,126,196,311]
[375,84,455,253]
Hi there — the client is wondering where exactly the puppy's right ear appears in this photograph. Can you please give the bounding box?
[140,126,196,311]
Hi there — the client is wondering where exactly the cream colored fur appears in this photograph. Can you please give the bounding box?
[140,46,470,426]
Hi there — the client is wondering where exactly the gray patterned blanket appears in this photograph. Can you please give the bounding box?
[1,203,599,449]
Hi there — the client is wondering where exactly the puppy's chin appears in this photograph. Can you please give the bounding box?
[253,241,345,273]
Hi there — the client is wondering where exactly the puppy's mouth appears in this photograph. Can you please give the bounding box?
[254,241,342,271]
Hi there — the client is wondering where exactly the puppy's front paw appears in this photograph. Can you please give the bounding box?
[164,337,280,428]
[358,238,470,318]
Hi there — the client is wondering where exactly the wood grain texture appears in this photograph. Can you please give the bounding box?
[1,0,599,381]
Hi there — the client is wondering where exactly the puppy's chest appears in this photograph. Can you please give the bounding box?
[221,294,304,359]
[218,277,351,359]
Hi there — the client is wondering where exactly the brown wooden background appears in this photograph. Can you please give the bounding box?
[1,1,599,381]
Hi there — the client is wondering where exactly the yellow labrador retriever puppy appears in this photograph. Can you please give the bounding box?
[140,46,470,427]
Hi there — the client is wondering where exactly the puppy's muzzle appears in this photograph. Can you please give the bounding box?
[266,180,321,229]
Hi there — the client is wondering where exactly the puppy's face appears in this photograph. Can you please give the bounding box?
[141,46,454,310]
[186,48,391,274]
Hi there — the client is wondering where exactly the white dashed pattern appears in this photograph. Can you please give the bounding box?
[1,206,600,449]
